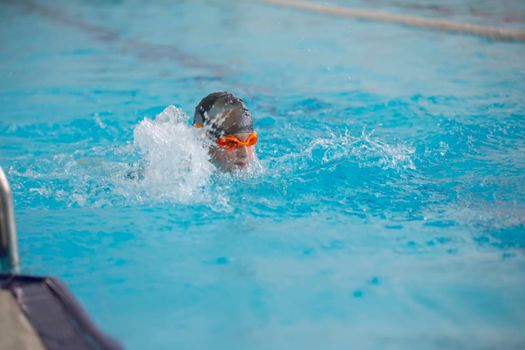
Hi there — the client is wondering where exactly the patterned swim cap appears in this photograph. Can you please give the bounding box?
[193,92,254,137]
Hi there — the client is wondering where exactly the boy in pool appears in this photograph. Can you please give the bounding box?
[193,92,258,172]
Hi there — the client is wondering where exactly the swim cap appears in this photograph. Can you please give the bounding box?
[193,92,254,137]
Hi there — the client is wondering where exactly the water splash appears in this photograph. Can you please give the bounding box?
[7,105,268,210]
[115,105,216,204]
[303,128,416,171]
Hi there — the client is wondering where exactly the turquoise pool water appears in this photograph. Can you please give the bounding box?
[1,1,525,349]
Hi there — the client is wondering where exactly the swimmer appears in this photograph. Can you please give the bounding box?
[193,92,258,172]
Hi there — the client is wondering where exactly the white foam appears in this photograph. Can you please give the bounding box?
[124,105,216,203]
[304,128,416,171]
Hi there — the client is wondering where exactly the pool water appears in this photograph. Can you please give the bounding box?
[1,1,525,349]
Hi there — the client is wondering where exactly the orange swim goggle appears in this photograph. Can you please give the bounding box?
[216,131,258,150]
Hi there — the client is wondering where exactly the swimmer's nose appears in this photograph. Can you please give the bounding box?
[236,146,249,159]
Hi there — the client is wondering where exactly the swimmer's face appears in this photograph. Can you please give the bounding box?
[210,132,256,171]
